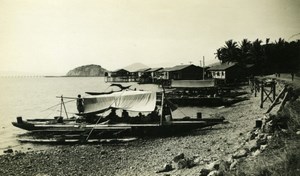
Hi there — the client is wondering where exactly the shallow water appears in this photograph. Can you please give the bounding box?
[0,77,218,153]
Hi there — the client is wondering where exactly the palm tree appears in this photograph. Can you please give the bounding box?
[216,38,300,75]
[248,39,264,74]
[286,40,300,72]
[215,48,226,63]
[275,38,286,46]
[249,39,263,63]
[238,39,252,65]
[216,40,239,63]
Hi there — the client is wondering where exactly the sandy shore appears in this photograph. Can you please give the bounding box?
[0,85,268,176]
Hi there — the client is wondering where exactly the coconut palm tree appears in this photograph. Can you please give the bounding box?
[238,39,252,64]
[249,39,263,63]
[215,40,239,63]
[247,39,265,74]
[215,48,227,63]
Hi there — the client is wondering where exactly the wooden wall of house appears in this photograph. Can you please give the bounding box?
[223,65,247,82]
[169,65,203,80]
[181,65,203,80]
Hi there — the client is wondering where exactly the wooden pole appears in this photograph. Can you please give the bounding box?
[266,86,287,113]
[203,56,205,80]
[278,91,289,111]
[260,83,264,108]
[254,80,257,97]
[60,95,63,117]
[160,90,165,126]
[61,96,69,119]
[86,115,104,141]
[272,82,276,102]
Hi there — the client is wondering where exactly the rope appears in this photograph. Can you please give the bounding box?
[176,108,188,117]
[40,100,75,112]
[45,105,59,118]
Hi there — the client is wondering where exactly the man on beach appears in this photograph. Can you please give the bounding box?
[76,94,84,113]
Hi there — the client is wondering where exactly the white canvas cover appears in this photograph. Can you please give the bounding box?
[83,90,156,114]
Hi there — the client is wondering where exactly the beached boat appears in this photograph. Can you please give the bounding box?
[166,96,247,107]
[162,79,247,107]
[12,89,225,141]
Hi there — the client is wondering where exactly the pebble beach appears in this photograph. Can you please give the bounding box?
[0,85,269,176]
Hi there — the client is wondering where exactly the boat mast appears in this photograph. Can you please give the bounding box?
[60,95,69,119]
[60,95,63,117]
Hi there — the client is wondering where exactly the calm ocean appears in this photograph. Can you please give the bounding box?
[0,77,217,153]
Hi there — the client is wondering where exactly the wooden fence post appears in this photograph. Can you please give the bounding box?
[260,83,264,108]
[272,82,276,101]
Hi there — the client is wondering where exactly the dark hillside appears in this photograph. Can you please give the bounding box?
[66,64,108,77]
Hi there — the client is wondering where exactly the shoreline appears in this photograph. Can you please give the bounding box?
[0,76,298,175]
[0,84,266,175]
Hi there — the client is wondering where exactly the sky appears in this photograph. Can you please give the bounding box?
[0,0,299,75]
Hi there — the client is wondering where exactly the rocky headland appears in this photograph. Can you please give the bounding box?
[66,64,107,77]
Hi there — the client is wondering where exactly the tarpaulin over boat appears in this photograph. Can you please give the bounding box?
[82,90,156,114]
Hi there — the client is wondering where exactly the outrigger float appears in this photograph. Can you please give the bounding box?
[12,86,225,144]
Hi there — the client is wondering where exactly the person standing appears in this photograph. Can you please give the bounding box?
[162,103,172,122]
[121,110,130,122]
[77,94,84,113]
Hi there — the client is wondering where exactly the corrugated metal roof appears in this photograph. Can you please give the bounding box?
[207,62,237,71]
[146,67,163,72]
[112,68,129,72]
[134,68,151,72]
[161,64,197,72]
[168,65,191,71]
[160,67,171,72]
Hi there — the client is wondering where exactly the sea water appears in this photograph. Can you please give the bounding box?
[0,77,219,153]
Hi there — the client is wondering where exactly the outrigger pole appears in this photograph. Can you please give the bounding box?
[85,112,106,141]
[58,95,69,119]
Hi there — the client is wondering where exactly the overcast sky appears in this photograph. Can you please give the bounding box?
[0,0,299,75]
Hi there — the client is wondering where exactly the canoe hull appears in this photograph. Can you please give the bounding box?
[12,118,225,137]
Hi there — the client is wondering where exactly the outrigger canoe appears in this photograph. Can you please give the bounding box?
[12,89,225,142]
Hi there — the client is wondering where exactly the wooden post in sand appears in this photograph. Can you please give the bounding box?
[260,83,264,108]
[254,78,260,97]
[254,80,257,97]
[272,82,276,101]
[260,80,277,109]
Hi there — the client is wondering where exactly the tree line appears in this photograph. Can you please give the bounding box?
[215,38,300,75]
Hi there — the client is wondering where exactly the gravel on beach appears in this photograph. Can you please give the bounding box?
[0,87,267,176]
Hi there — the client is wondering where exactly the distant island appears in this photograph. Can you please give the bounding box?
[65,63,149,77]
[66,64,108,77]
